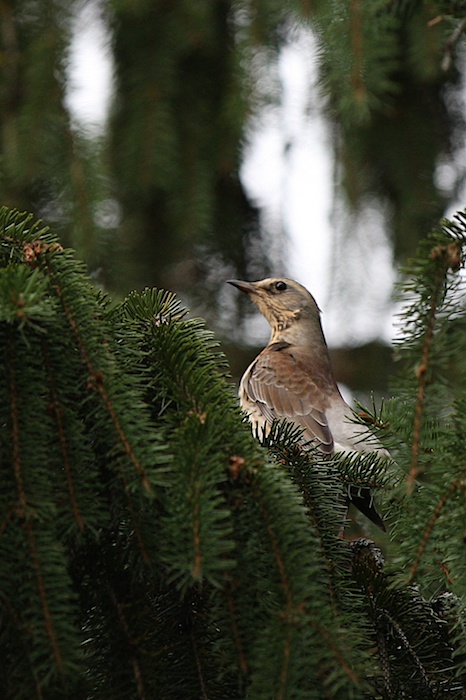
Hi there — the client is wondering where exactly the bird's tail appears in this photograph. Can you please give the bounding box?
[348,485,386,532]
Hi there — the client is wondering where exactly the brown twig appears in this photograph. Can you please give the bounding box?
[441,16,466,71]
[45,261,152,493]
[407,266,444,493]
[8,330,63,670]
[350,0,365,102]
[255,483,294,699]
[408,478,463,583]
[41,339,85,532]
[108,585,147,700]
[42,260,151,562]
[224,577,249,674]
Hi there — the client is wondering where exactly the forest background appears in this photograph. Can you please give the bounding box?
[3,1,466,698]
[7,0,466,389]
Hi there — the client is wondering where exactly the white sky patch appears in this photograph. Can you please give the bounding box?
[65,3,113,131]
[324,202,397,346]
[279,35,334,309]
[240,29,334,316]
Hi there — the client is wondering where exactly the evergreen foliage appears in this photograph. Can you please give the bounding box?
[3,1,466,324]
[107,0,264,296]
[105,0,466,294]
[308,1,466,258]
[1,207,466,698]
[0,1,104,262]
[387,214,466,599]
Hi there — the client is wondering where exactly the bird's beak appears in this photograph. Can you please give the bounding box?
[227,279,259,295]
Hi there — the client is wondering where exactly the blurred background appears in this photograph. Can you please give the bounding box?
[3,0,466,393]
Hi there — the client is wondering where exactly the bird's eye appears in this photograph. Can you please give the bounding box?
[275,281,287,291]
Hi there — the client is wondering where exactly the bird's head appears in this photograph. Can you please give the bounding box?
[227,277,322,340]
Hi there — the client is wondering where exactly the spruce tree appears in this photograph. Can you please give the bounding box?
[1,206,466,698]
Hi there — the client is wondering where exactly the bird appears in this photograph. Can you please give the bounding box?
[227,276,388,531]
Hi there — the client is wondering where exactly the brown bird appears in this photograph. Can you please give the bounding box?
[228,276,387,531]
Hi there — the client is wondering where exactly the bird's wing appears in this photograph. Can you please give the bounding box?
[241,344,387,531]
[241,344,334,454]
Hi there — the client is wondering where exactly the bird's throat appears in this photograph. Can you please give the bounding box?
[270,308,302,336]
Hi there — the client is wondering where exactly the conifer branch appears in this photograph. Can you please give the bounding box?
[3,209,466,696]
[0,505,14,540]
[108,585,148,700]
[124,499,151,566]
[407,249,449,493]
[25,520,64,671]
[291,466,339,609]
[7,597,45,700]
[310,620,360,687]
[191,481,202,580]
[376,624,396,700]
[381,610,432,694]
[190,624,209,700]
[38,258,153,563]
[41,339,84,532]
[261,426,344,610]
[350,0,364,103]
[7,330,64,671]
[409,478,465,583]
[7,330,26,510]
[224,579,249,673]
[43,259,152,494]
[259,510,293,699]
[441,16,466,72]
